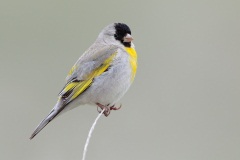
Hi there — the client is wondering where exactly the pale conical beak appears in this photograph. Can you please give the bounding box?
[123,33,133,42]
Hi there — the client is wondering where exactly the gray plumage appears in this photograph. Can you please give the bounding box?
[30,23,137,139]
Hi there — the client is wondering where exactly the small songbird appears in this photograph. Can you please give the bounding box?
[30,23,137,139]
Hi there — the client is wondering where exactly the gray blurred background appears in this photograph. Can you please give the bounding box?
[1,0,240,160]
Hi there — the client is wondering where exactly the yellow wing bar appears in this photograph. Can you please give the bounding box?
[67,65,77,76]
[59,52,117,104]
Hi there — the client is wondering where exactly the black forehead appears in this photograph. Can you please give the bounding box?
[114,23,131,35]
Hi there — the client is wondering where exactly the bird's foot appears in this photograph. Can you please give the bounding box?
[96,103,122,117]
[110,104,122,110]
[96,103,110,117]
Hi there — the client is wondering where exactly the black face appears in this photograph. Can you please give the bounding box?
[114,23,132,47]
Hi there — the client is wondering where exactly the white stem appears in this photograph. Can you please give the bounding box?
[82,109,105,160]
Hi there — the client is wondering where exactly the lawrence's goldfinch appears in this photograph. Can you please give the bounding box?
[30,23,137,139]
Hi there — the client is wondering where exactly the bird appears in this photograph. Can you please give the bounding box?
[30,23,137,139]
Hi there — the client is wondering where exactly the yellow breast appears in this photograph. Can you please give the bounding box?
[125,47,138,82]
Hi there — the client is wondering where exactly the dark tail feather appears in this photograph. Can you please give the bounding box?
[29,101,65,140]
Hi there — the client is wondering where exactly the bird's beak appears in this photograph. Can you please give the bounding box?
[123,34,133,42]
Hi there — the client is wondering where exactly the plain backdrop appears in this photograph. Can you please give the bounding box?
[1,0,240,160]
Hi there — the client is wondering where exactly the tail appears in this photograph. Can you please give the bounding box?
[29,100,65,140]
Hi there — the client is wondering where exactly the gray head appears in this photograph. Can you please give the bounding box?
[98,23,133,47]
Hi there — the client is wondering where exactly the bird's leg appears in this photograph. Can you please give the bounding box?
[96,103,110,117]
[110,104,122,110]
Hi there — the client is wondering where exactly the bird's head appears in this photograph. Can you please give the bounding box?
[98,23,133,47]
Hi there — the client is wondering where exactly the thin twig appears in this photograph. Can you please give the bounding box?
[82,109,105,160]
